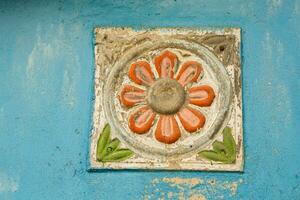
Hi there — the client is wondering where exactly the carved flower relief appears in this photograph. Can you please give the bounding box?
[118,50,216,144]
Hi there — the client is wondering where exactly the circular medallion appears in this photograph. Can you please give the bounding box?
[103,39,232,160]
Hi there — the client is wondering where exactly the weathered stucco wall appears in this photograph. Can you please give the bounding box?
[0,0,299,199]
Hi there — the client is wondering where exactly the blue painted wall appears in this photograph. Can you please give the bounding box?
[0,0,299,199]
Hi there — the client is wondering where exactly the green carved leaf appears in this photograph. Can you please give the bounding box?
[96,123,134,163]
[198,150,229,162]
[198,127,237,164]
[104,138,120,156]
[96,124,111,161]
[222,127,236,158]
[102,149,134,162]
[212,141,226,153]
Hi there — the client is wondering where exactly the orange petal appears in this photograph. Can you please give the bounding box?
[155,115,181,144]
[128,61,155,86]
[177,107,206,132]
[154,50,178,78]
[119,85,145,107]
[176,61,202,86]
[188,85,216,107]
[129,106,156,134]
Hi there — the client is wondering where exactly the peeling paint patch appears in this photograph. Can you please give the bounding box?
[161,177,204,187]
[267,0,282,16]
[26,34,55,84]
[188,193,207,200]
[294,0,300,15]
[221,180,241,196]
[262,32,292,130]
[62,69,76,108]
[0,173,19,193]
[143,177,243,199]
[25,24,80,108]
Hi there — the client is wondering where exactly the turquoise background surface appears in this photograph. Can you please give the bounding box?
[0,0,300,199]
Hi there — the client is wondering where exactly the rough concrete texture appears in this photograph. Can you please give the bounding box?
[0,0,300,199]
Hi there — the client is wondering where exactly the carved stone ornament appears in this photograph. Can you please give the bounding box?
[89,27,243,171]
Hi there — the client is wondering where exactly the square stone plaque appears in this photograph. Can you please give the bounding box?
[89,27,243,171]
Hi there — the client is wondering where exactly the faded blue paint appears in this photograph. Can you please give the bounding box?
[0,0,299,199]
